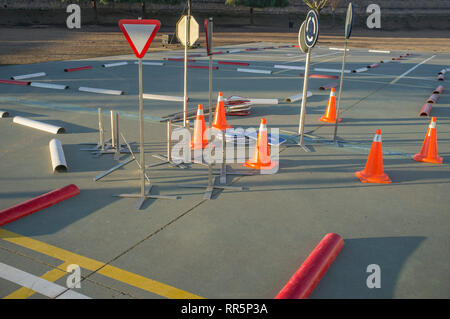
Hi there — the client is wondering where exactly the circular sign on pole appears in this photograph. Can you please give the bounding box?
[176,15,199,47]
[304,10,319,48]
[345,2,354,40]
[297,21,308,53]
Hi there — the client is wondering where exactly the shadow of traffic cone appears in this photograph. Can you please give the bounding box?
[212,92,233,131]
[190,104,209,150]
[319,88,342,123]
[244,118,278,170]
[355,129,392,184]
[413,117,443,164]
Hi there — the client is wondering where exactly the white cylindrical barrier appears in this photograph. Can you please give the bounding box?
[314,68,351,74]
[30,82,69,90]
[369,49,390,54]
[438,69,447,75]
[329,47,349,51]
[380,59,392,64]
[102,61,128,68]
[352,67,369,73]
[79,87,124,95]
[13,116,65,134]
[11,72,46,80]
[237,68,273,75]
[134,61,165,66]
[228,49,242,53]
[49,138,68,172]
[249,98,279,105]
[143,94,188,102]
[285,91,313,103]
[274,65,305,71]
[0,110,9,118]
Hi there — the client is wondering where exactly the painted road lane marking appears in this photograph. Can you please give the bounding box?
[390,55,436,84]
[0,228,203,299]
[0,262,90,299]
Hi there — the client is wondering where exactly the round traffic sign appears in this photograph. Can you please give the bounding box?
[297,21,308,53]
[345,2,354,39]
[304,10,319,48]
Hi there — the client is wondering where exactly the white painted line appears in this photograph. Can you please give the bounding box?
[390,55,436,84]
[369,49,391,54]
[143,94,187,102]
[11,72,46,80]
[0,262,90,299]
[30,82,69,90]
[79,86,124,95]
[249,98,278,105]
[102,61,128,68]
[314,68,351,74]
[237,68,273,75]
[274,65,305,70]
[134,61,165,66]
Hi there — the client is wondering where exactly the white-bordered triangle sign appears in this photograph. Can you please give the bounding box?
[119,19,161,59]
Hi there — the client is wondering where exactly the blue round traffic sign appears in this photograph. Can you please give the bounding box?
[304,10,319,48]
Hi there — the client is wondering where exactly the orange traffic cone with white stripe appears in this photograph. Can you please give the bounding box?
[190,104,209,150]
[212,92,232,131]
[319,88,342,123]
[244,118,278,170]
[413,117,443,164]
[355,129,392,184]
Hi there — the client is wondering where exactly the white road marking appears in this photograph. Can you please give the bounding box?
[390,55,436,84]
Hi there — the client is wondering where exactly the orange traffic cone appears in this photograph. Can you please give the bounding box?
[212,92,232,131]
[413,117,443,164]
[355,129,392,184]
[319,88,342,123]
[244,118,278,170]
[190,104,209,150]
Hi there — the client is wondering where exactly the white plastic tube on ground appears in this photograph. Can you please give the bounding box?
[274,65,305,71]
[249,98,279,105]
[285,91,313,103]
[13,116,65,134]
[227,49,242,53]
[134,61,165,66]
[314,68,351,74]
[30,82,69,90]
[102,61,128,68]
[368,49,391,54]
[49,138,68,172]
[0,110,9,118]
[143,94,187,102]
[11,72,46,80]
[237,68,273,75]
[78,87,124,95]
[352,67,369,73]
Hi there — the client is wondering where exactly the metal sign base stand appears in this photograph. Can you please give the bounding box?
[179,175,244,200]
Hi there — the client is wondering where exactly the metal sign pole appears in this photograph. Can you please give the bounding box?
[138,57,146,197]
[98,108,104,151]
[208,18,213,187]
[298,47,312,152]
[333,39,348,143]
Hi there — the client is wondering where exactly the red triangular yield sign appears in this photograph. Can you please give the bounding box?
[119,19,161,59]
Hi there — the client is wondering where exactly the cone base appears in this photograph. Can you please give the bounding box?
[244,160,278,170]
[355,170,392,184]
[413,154,443,164]
[318,116,342,123]
[212,124,233,131]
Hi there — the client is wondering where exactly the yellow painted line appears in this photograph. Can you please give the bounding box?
[0,228,203,299]
[3,262,70,299]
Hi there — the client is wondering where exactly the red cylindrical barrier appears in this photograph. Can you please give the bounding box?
[300,74,339,80]
[419,103,432,117]
[278,45,290,48]
[263,46,275,49]
[0,79,31,86]
[427,93,439,104]
[433,85,444,94]
[187,65,218,70]
[367,63,379,69]
[275,233,344,299]
[319,82,338,90]
[226,111,250,116]
[64,66,93,72]
[211,51,224,55]
[0,184,80,226]
[292,45,300,48]
[218,61,249,66]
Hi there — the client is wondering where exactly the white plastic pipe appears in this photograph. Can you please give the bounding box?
[352,67,369,73]
[285,91,313,103]
[237,68,273,75]
[369,49,391,54]
[30,82,69,90]
[79,87,124,95]
[49,138,68,172]
[11,72,46,80]
[102,61,128,68]
[249,98,278,105]
[227,49,242,53]
[134,61,165,66]
[274,65,305,70]
[329,47,350,51]
[13,116,65,134]
[380,59,392,64]
[438,69,447,75]
[143,94,188,102]
[0,110,9,118]
[314,68,351,74]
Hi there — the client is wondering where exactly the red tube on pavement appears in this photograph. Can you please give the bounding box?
[367,63,379,69]
[301,74,339,80]
[245,48,258,51]
[0,79,31,86]
[187,65,218,70]
[433,85,444,94]
[319,82,338,90]
[64,66,93,72]
[211,51,224,55]
[218,61,249,66]
[0,184,80,226]
[275,233,344,299]
[419,103,432,117]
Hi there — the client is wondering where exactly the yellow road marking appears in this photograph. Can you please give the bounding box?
[3,262,70,299]
[0,228,203,299]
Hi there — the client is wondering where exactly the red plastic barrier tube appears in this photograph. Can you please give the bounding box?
[187,65,218,70]
[218,61,249,66]
[367,63,379,69]
[64,66,93,72]
[300,74,339,80]
[292,45,300,48]
[0,79,31,86]
[433,85,444,94]
[263,46,275,49]
[319,82,338,90]
[211,51,224,55]
[275,233,344,299]
[0,184,80,226]
[419,103,432,117]
[427,94,439,104]
[245,48,258,51]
